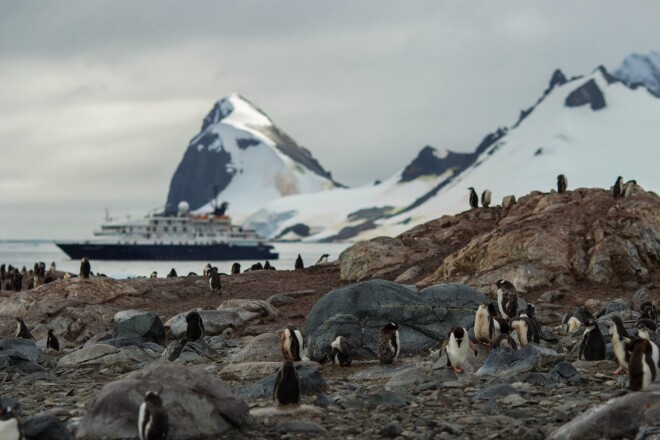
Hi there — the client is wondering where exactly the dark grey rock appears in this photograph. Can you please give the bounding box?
[596,298,631,318]
[313,393,331,409]
[161,339,186,362]
[473,384,518,401]
[307,314,364,360]
[632,287,651,310]
[346,389,407,409]
[565,79,606,110]
[379,422,403,438]
[520,372,550,387]
[23,415,74,440]
[276,420,327,435]
[539,290,565,303]
[232,365,327,401]
[0,339,39,362]
[476,344,563,377]
[539,326,559,342]
[111,312,166,347]
[548,362,582,383]
[0,353,45,374]
[266,294,295,307]
[77,363,254,439]
[306,280,485,360]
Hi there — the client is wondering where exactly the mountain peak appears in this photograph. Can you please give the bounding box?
[201,93,272,132]
[613,51,660,97]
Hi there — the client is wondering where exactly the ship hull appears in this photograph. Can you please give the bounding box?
[55,242,279,261]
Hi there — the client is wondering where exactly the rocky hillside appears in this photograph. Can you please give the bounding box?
[339,185,660,295]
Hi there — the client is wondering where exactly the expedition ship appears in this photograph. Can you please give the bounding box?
[55,201,278,261]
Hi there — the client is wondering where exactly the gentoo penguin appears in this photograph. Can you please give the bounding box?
[231,263,241,275]
[495,279,518,319]
[377,322,400,365]
[49,261,56,273]
[203,263,212,277]
[493,334,518,350]
[185,311,204,341]
[12,273,22,292]
[0,405,23,440]
[263,261,273,270]
[468,187,479,209]
[208,268,222,294]
[281,325,304,362]
[149,272,157,279]
[315,254,330,265]
[623,179,637,197]
[609,316,629,374]
[15,318,34,340]
[481,190,492,208]
[566,316,582,333]
[636,318,658,332]
[79,258,91,279]
[250,262,263,271]
[440,327,477,373]
[635,323,660,369]
[274,361,300,406]
[138,391,169,440]
[187,272,197,277]
[626,338,656,391]
[46,329,60,351]
[330,336,352,367]
[557,174,568,194]
[486,303,510,337]
[294,254,304,270]
[578,319,606,361]
[510,317,539,346]
[520,304,543,342]
[167,268,177,278]
[474,303,494,346]
[639,301,657,323]
[613,176,624,198]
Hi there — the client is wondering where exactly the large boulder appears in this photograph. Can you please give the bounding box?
[77,363,254,439]
[476,344,563,377]
[218,299,280,319]
[231,333,282,363]
[0,339,38,362]
[23,415,73,440]
[0,338,44,373]
[106,312,166,347]
[233,364,327,401]
[306,280,486,360]
[165,309,244,338]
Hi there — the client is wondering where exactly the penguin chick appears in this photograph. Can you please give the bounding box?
[167,268,177,278]
[492,334,518,350]
[481,189,492,208]
[377,322,400,365]
[494,279,518,320]
[0,405,23,440]
[231,263,241,275]
[440,327,477,373]
[626,338,656,392]
[635,323,660,369]
[567,316,582,333]
[474,303,494,346]
[281,325,303,362]
[330,336,352,367]
[149,272,157,279]
[139,391,168,440]
[15,318,34,340]
[185,311,204,342]
[578,319,606,361]
[609,316,629,374]
[46,329,60,351]
[510,317,539,347]
[274,361,300,406]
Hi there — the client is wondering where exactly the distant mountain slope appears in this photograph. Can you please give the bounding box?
[613,50,660,96]
[165,94,340,221]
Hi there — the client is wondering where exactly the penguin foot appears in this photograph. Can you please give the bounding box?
[453,367,463,373]
[612,367,625,375]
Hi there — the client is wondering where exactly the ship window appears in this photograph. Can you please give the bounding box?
[183,227,187,232]
[173,227,177,232]
[164,227,169,232]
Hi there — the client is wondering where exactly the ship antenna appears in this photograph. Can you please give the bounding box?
[104,208,111,222]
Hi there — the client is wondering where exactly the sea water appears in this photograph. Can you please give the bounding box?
[0,241,353,279]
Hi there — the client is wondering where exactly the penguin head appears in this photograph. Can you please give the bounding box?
[467,187,474,191]
[451,327,465,342]
[0,405,16,421]
[383,322,399,331]
[185,311,201,324]
[48,329,55,336]
[144,391,163,406]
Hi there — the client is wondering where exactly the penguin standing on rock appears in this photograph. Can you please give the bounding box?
[481,190,492,208]
[510,317,539,347]
[578,319,606,361]
[0,405,23,440]
[80,258,91,279]
[46,329,60,351]
[167,268,177,278]
[315,254,329,265]
[566,316,582,333]
[208,268,222,294]
[330,336,352,367]
[150,272,157,279]
[440,327,477,373]
[294,254,304,270]
[231,263,241,275]
[557,174,568,193]
[493,334,518,350]
[639,301,657,323]
[626,338,656,391]
[495,279,518,319]
[613,176,624,198]
[468,187,479,209]
[520,304,543,341]
[274,361,300,406]
[15,318,34,340]
[487,303,510,337]
[138,391,169,440]
[185,311,204,342]
[609,316,629,374]
[203,263,212,277]
[377,322,400,365]
[281,325,303,362]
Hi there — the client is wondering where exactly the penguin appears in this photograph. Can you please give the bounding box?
[623,179,637,197]
[468,187,479,209]
[263,261,273,270]
[557,174,568,194]
[626,338,656,392]
[79,258,91,279]
[203,263,212,277]
[613,176,624,198]
[440,327,477,373]
[492,334,518,350]
[0,405,23,440]
[330,336,352,367]
[187,272,197,277]
[281,325,303,362]
[49,262,56,273]
[566,316,582,333]
[481,190,492,208]
[15,318,34,340]
[315,254,330,265]
[46,329,60,351]
[608,315,629,374]
[185,311,204,341]
[294,254,304,270]
[494,279,518,319]
[510,317,539,346]
[474,303,494,346]
[635,323,660,369]
[150,272,157,279]
[250,262,263,271]
[273,361,300,406]
[166,268,177,278]
[639,301,657,323]
[635,318,658,332]
[486,302,510,337]
[138,391,169,440]
[520,304,543,342]
[377,322,400,365]
[578,319,606,361]
[208,268,222,294]
[231,263,241,275]
[12,273,22,292]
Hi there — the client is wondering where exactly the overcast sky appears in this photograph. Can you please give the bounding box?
[1,1,659,239]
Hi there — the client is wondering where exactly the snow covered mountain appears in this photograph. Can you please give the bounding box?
[245,54,660,241]
[613,50,660,97]
[165,94,340,221]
